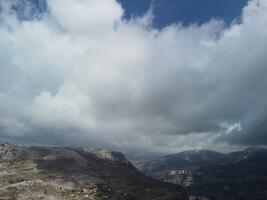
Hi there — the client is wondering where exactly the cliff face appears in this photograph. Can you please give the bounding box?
[0,143,185,200]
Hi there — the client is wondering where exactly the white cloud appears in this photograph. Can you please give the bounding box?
[47,0,123,33]
[0,0,267,153]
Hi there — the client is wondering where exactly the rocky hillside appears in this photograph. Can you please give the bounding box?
[0,143,186,200]
[131,147,267,200]
[190,149,267,200]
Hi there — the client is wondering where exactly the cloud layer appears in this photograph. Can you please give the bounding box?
[0,0,267,153]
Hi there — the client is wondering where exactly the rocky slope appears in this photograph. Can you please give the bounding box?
[131,147,267,200]
[189,149,267,200]
[131,150,226,186]
[0,143,186,200]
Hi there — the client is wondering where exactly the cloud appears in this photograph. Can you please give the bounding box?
[47,0,123,33]
[0,0,267,153]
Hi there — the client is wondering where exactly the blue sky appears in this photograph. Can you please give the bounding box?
[118,0,248,27]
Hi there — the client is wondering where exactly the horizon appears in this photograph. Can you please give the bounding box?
[1,139,267,156]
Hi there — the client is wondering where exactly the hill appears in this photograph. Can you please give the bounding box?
[0,142,186,200]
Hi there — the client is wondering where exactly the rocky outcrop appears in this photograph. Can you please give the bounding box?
[89,149,131,165]
[165,170,193,186]
[0,143,23,164]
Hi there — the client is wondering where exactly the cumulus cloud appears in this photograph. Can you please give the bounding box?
[0,0,267,153]
[47,0,123,33]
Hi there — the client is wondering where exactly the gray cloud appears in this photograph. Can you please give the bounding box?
[0,0,267,153]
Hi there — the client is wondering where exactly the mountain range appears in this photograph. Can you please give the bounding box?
[130,147,267,200]
[1,142,267,200]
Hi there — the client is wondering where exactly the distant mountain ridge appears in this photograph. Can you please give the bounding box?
[131,147,267,200]
[132,147,267,173]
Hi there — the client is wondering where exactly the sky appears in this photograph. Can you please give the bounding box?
[0,0,267,154]
[118,0,248,28]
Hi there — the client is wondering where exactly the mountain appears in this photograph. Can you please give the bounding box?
[0,142,186,200]
[132,149,226,185]
[135,150,222,169]
[190,148,267,200]
[131,147,267,200]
